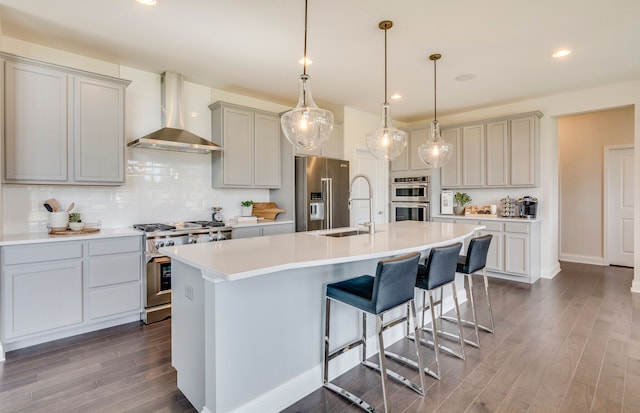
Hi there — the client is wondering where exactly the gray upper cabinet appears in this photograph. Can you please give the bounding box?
[440,128,462,187]
[440,111,542,188]
[390,128,429,173]
[210,101,281,189]
[461,124,485,187]
[2,54,129,185]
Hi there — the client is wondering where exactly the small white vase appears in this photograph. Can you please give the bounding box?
[241,206,253,217]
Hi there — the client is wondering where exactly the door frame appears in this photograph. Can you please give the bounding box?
[603,144,634,266]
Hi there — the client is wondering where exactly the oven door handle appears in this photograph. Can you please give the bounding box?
[151,256,171,265]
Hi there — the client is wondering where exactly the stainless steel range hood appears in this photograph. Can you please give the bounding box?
[127,72,222,154]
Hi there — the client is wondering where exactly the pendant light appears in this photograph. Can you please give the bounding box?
[281,0,334,151]
[365,20,407,161]
[418,54,453,168]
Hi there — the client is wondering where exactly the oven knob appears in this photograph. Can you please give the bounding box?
[188,236,198,244]
[155,240,165,248]
[165,239,175,247]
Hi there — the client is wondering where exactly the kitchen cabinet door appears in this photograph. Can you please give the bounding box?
[3,260,83,339]
[440,128,462,188]
[461,124,485,187]
[504,232,529,275]
[4,60,69,183]
[409,129,430,172]
[222,106,254,186]
[485,120,509,186]
[74,76,125,184]
[510,115,538,186]
[253,112,280,187]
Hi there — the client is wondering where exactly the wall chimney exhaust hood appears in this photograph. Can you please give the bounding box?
[127,72,222,154]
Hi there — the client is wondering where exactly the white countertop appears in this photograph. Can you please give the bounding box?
[432,214,542,223]
[160,221,483,282]
[0,227,143,246]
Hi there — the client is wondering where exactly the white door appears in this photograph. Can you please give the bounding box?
[606,146,634,267]
[351,149,388,225]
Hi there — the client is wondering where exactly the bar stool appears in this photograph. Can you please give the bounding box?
[411,242,465,380]
[323,251,425,413]
[440,234,494,347]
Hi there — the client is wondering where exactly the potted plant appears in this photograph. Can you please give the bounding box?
[68,212,84,231]
[240,200,254,217]
[454,192,471,215]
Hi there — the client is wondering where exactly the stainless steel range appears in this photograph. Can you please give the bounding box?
[134,221,232,324]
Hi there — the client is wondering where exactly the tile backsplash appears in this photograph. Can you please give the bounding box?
[3,148,269,234]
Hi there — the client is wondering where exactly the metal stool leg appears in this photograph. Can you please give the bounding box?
[451,282,466,360]
[376,315,390,413]
[323,297,331,384]
[483,268,495,333]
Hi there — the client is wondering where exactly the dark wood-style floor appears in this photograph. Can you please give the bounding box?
[0,262,637,412]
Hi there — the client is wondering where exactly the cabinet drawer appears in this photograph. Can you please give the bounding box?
[88,237,141,256]
[89,253,141,288]
[2,242,83,265]
[505,222,530,234]
[89,282,141,319]
[478,220,502,231]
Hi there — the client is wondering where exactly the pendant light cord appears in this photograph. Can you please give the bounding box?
[433,57,437,122]
[303,0,309,76]
[384,25,388,105]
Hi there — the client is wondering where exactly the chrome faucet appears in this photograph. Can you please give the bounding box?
[348,174,375,234]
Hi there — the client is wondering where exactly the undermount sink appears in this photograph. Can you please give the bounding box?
[322,229,370,237]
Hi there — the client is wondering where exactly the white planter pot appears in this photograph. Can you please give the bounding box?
[241,206,253,216]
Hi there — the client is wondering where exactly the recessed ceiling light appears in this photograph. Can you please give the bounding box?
[298,57,313,65]
[136,0,157,5]
[455,73,476,82]
[391,93,402,100]
[551,49,572,58]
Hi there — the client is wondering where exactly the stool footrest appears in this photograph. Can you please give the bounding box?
[362,360,425,396]
[323,382,378,413]
[327,338,365,362]
[409,332,465,360]
[426,320,480,348]
[441,314,494,333]
[384,350,440,380]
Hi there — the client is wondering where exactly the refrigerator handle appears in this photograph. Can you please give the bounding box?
[321,177,332,229]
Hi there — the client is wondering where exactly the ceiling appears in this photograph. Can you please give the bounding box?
[0,0,639,123]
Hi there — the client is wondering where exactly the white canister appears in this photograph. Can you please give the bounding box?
[49,212,69,229]
[490,205,497,215]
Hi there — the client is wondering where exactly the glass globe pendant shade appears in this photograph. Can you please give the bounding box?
[366,102,407,161]
[281,74,334,150]
[418,120,453,168]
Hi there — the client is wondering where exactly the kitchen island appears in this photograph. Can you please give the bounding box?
[161,221,483,413]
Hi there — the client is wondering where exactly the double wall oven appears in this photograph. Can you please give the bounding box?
[134,221,231,324]
[391,176,431,222]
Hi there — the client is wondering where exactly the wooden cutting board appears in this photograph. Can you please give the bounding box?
[252,202,285,220]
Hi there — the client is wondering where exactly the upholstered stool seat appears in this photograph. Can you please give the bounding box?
[323,251,425,413]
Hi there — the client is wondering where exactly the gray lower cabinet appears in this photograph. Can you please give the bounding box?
[431,217,540,283]
[1,236,143,350]
[210,101,281,188]
[2,53,129,185]
[231,222,294,239]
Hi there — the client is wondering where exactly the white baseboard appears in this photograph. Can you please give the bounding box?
[632,278,640,294]
[541,261,562,279]
[558,253,605,266]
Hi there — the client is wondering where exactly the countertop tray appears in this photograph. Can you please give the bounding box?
[49,228,101,235]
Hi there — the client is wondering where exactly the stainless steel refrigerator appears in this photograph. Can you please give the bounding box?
[295,156,350,232]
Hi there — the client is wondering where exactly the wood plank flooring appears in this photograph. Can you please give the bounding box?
[0,262,637,412]
[283,262,639,413]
